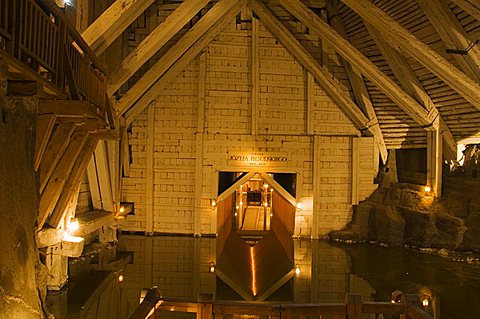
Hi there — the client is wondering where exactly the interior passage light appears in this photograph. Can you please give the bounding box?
[296,202,303,210]
[119,206,125,213]
[209,262,216,274]
[210,199,217,207]
[424,185,431,193]
[263,184,269,189]
[295,264,301,276]
[422,298,429,307]
[118,274,124,282]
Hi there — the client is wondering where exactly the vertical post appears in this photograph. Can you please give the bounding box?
[195,51,207,236]
[351,138,359,205]
[306,72,314,135]
[251,16,259,136]
[427,123,443,197]
[146,102,155,234]
[197,293,213,319]
[345,293,362,319]
[312,136,321,239]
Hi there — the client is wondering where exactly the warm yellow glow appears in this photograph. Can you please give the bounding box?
[263,184,269,189]
[209,262,216,274]
[296,202,302,209]
[424,185,431,193]
[264,202,268,207]
[118,275,124,282]
[250,247,257,296]
[239,201,243,206]
[391,300,395,304]
[119,206,125,213]
[422,299,429,307]
[68,218,79,233]
[62,233,84,243]
[236,205,239,209]
[295,264,301,276]
[234,212,238,217]
[270,213,273,217]
[211,199,217,207]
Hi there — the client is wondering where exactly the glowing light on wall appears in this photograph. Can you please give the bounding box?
[424,185,431,193]
[250,247,257,297]
[209,262,216,274]
[295,263,301,276]
[68,217,79,233]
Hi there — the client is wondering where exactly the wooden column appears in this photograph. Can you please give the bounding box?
[145,102,156,234]
[251,16,260,136]
[351,138,359,205]
[306,72,314,135]
[312,136,321,239]
[194,52,207,236]
[427,120,443,197]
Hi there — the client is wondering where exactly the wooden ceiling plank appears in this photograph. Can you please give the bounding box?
[367,24,457,160]
[39,123,76,193]
[124,0,248,124]
[419,0,480,83]
[250,0,371,134]
[341,0,480,111]
[108,0,211,96]
[48,136,99,228]
[276,0,433,128]
[82,0,156,55]
[327,1,387,163]
[38,131,88,230]
[116,0,243,117]
[35,114,56,171]
[451,0,480,22]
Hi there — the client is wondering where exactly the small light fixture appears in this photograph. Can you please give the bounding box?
[424,185,431,193]
[295,263,301,276]
[422,298,429,307]
[68,217,79,233]
[234,212,238,216]
[264,202,268,207]
[239,201,243,206]
[210,199,217,208]
[118,274,124,282]
[270,213,273,217]
[209,262,216,274]
[263,184,269,189]
[119,206,125,213]
[296,202,302,210]
[391,299,396,304]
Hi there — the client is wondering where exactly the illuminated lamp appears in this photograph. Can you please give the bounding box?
[68,217,79,233]
[209,262,216,274]
[424,185,431,193]
[422,298,429,307]
[295,264,301,276]
[296,202,303,210]
[210,199,217,208]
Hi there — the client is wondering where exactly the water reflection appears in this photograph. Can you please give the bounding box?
[52,235,480,319]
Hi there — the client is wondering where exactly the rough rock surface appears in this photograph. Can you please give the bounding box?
[0,85,44,318]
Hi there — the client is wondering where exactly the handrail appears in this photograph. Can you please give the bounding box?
[129,290,433,319]
[0,0,110,123]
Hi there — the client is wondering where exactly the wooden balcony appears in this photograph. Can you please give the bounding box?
[0,0,112,126]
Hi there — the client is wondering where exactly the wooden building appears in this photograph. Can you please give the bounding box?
[0,0,479,316]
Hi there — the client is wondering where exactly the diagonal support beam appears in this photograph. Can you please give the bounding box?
[117,0,243,117]
[450,0,480,22]
[341,0,480,111]
[82,0,156,55]
[276,0,436,129]
[367,24,457,161]
[124,0,248,123]
[250,0,371,134]
[419,0,480,83]
[48,136,99,228]
[108,0,211,96]
[327,2,387,163]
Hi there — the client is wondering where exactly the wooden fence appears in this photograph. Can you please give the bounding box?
[0,0,109,117]
[129,289,433,319]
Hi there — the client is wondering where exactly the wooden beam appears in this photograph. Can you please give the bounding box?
[124,0,248,124]
[94,141,115,212]
[87,155,103,210]
[419,0,480,83]
[38,131,88,230]
[39,100,104,121]
[6,80,37,96]
[327,2,387,164]
[35,114,56,171]
[366,24,457,160]
[252,15,259,136]
[194,52,207,236]
[341,0,480,111]
[82,0,156,55]
[450,0,480,22]
[48,136,99,228]
[250,0,371,134]
[116,0,244,117]
[145,102,155,234]
[276,0,437,129]
[39,123,76,193]
[107,0,210,96]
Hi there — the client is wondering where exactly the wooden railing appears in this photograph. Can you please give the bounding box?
[129,289,433,319]
[0,0,110,120]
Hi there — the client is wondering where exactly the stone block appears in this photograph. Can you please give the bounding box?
[374,205,405,246]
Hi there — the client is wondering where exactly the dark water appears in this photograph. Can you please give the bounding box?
[51,235,480,319]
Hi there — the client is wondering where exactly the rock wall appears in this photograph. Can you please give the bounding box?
[332,150,480,253]
[0,84,45,318]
